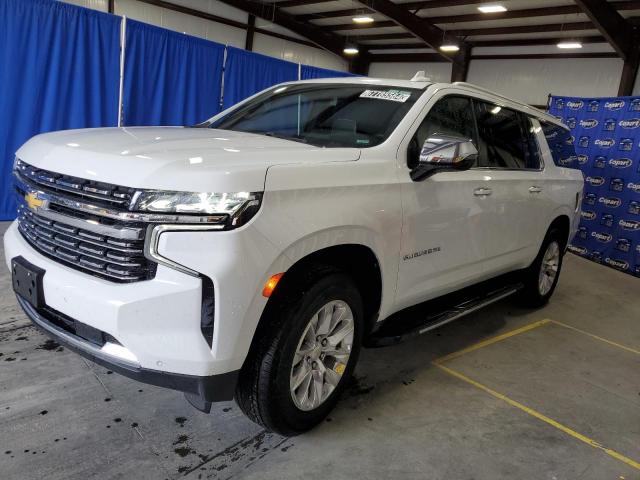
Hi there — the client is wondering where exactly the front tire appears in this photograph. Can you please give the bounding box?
[235,267,363,435]
[518,229,564,307]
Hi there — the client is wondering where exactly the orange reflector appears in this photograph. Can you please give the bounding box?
[262,272,284,297]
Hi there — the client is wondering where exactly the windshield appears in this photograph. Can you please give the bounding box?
[208,84,423,148]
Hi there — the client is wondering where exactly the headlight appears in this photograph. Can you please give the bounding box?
[132,190,262,228]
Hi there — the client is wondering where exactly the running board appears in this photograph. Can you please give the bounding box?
[366,282,523,347]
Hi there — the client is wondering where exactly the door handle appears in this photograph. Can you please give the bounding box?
[529,186,543,194]
[473,187,493,196]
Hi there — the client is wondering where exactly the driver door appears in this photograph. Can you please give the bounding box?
[394,94,493,311]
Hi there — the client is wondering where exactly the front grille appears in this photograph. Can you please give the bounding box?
[15,159,137,209]
[15,161,156,283]
[17,206,155,283]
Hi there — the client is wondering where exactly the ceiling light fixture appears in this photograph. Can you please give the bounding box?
[478,4,507,13]
[343,46,359,55]
[557,41,583,49]
[439,44,460,52]
[352,16,374,24]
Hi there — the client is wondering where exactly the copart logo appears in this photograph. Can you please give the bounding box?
[579,119,598,129]
[609,158,633,168]
[581,210,596,220]
[594,138,615,148]
[599,197,622,208]
[586,176,605,186]
[619,119,640,129]
[591,231,612,243]
[577,154,588,165]
[619,219,640,230]
[568,245,588,255]
[604,100,625,110]
[558,156,576,166]
[627,182,640,193]
[567,100,584,109]
[605,258,629,270]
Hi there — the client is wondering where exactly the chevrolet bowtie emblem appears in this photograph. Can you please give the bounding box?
[25,192,44,210]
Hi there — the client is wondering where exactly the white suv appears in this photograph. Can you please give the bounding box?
[4,77,583,434]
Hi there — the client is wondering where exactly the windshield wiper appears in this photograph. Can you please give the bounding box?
[262,132,309,144]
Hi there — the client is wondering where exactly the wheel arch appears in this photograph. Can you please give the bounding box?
[240,236,385,376]
[548,214,571,250]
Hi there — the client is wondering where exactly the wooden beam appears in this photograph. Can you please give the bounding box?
[355,0,466,62]
[367,53,450,63]
[349,56,371,75]
[216,0,357,58]
[618,49,640,95]
[471,52,619,60]
[245,14,255,51]
[297,8,374,22]
[328,1,640,32]
[470,36,606,47]
[134,0,317,49]
[368,52,620,63]
[574,0,637,59]
[274,0,329,7]
[429,1,640,24]
[401,0,500,8]
[449,21,595,37]
[451,45,471,82]
[366,43,435,50]
[331,20,396,31]
[355,32,415,41]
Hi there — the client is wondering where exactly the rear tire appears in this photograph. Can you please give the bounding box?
[518,228,564,307]
[235,266,363,435]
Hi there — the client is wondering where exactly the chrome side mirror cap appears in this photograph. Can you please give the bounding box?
[410,134,478,181]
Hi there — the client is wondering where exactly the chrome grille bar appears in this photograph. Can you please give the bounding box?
[18,208,150,282]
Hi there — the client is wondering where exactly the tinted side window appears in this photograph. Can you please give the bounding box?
[413,96,475,149]
[541,121,577,168]
[474,101,528,169]
[522,116,542,169]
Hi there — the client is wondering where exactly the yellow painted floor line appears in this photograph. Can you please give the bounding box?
[435,363,640,471]
[434,319,551,364]
[549,319,640,356]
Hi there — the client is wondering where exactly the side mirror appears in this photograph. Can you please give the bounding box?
[410,134,478,181]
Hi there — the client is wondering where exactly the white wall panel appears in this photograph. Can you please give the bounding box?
[369,62,452,82]
[467,58,623,105]
[59,0,108,11]
[114,0,246,47]
[111,0,346,70]
[252,33,347,71]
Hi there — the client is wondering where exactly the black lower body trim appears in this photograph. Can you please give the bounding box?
[16,294,238,402]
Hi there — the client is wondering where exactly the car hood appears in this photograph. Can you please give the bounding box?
[16,127,361,192]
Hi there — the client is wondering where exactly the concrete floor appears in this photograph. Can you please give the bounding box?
[1,220,639,480]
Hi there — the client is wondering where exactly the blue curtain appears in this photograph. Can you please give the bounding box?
[549,95,640,277]
[0,0,121,220]
[300,65,357,80]
[223,47,299,109]
[123,19,225,126]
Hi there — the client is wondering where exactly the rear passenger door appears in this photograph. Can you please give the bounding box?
[473,100,547,274]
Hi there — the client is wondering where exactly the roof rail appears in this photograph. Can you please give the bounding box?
[452,81,548,115]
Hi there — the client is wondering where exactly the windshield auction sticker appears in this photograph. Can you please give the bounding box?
[360,89,411,102]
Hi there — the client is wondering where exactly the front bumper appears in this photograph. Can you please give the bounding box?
[17,294,238,401]
[4,221,234,376]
